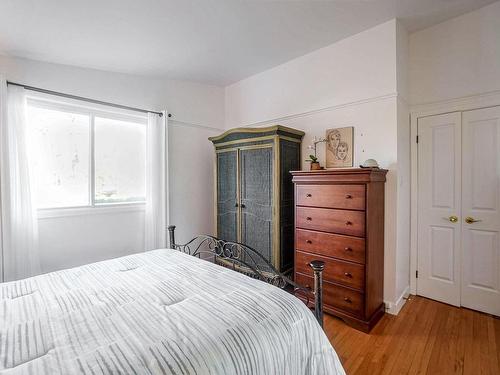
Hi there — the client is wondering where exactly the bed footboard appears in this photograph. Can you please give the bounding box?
[167,225,325,328]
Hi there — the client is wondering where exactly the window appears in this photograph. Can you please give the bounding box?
[27,98,147,209]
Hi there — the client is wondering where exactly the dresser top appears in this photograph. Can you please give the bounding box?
[291,168,387,183]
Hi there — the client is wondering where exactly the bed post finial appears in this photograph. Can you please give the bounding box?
[310,260,325,328]
[168,225,176,249]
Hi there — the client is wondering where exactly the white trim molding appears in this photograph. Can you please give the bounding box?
[409,90,500,296]
[236,92,398,129]
[170,119,223,132]
[38,204,145,220]
[385,286,410,315]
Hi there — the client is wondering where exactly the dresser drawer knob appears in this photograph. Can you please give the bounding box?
[344,272,352,278]
[344,297,352,303]
[345,221,352,226]
[306,217,312,221]
[306,193,312,197]
[344,247,352,252]
[306,240,312,244]
[345,194,352,199]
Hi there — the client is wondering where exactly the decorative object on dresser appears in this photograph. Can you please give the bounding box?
[326,127,354,168]
[209,125,304,273]
[291,168,388,332]
[306,136,327,170]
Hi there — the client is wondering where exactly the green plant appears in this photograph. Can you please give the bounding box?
[307,154,318,163]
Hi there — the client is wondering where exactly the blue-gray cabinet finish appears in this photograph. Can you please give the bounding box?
[209,126,304,273]
[216,150,238,243]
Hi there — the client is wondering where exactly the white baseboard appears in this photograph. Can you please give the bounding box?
[384,286,410,315]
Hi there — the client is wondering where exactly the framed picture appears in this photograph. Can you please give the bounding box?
[325,127,353,168]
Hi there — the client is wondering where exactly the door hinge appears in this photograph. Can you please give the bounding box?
[416,270,419,278]
[416,135,419,143]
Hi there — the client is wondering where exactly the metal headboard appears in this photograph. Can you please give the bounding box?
[167,225,325,327]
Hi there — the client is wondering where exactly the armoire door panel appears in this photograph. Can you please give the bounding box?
[239,147,273,265]
[417,112,461,307]
[461,106,500,316]
[216,151,238,243]
[280,140,301,270]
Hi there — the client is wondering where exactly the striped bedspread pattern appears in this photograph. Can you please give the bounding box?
[0,248,344,374]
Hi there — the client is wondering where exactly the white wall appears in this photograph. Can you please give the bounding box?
[38,208,145,272]
[395,21,411,307]
[409,1,500,105]
[225,19,410,311]
[168,122,218,244]
[407,2,500,298]
[225,20,397,128]
[0,55,224,274]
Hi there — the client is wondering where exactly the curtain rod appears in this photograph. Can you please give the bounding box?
[6,81,171,118]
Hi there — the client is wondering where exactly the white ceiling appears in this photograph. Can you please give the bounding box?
[0,0,496,85]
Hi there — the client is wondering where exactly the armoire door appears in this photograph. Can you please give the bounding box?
[461,106,500,316]
[216,150,238,242]
[417,112,462,306]
[239,146,273,265]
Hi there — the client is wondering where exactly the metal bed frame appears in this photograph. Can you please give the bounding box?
[168,225,325,327]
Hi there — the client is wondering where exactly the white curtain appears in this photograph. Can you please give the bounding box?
[145,111,168,250]
[0,77,41,281]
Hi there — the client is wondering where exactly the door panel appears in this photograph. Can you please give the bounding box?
[216,151,238,242]
[429,226,455,282]
[461,107,500,316]
[417,112,461,306]
[239,147,273,265]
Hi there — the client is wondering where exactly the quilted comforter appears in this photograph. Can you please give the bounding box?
[0,248,345,374]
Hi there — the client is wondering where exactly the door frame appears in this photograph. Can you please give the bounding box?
[410,90,500,295]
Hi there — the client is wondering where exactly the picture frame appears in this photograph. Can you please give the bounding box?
[325,126,354,168]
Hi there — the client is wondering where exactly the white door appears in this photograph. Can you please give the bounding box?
[461,107,500,316]
[417,112,462,306]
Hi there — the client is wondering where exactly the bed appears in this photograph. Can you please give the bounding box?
[0,227,345,375]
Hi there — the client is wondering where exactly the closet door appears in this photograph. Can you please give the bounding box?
[461,106,500,316]
[417,112,462,306]
[239,146,273,265]
[216,150,238,242]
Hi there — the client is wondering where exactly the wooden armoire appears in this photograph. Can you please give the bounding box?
[209,126,304,273]
[291,168,387,332]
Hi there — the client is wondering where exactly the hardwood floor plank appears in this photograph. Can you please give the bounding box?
[494,316,500,372]
[325,296,500,375]
[396,296,438,374]
[486,316,499,375]
[462,308,477,375]
[378,296,426,374]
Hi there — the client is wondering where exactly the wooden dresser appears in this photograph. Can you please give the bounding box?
[291,168,387,332]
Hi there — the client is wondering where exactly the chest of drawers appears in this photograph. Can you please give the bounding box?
[291,168,387,332]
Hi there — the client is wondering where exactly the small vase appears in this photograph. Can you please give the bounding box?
[310,162,321,170]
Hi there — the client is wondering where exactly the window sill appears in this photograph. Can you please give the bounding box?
[37,204,146,220]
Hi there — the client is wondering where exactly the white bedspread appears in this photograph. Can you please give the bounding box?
[0,249,345,375]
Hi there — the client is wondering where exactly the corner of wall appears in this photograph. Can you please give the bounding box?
[385,285,410,315]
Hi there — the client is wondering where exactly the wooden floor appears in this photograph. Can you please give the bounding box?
[324,295,500,374]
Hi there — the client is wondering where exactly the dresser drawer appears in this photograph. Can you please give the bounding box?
[296,229,365,264]
[295,273,364,317]
[296,207,365,237]
[295,250,365,290]
[296,184,365,210]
